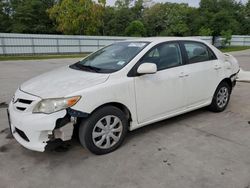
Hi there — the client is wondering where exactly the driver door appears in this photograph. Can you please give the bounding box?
[134,42,187,124]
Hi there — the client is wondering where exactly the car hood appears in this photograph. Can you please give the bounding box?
[20,66,110,98]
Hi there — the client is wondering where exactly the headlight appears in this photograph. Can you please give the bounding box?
[33,96,81,114]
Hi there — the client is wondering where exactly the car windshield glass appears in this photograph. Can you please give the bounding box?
[70,42,149,73]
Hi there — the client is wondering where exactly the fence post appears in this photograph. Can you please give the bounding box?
[31,38,35,55]
[1,37,6,55]
[78,39,81,53]
[243,36,246,46]
[97,39,100,49]
[56,38,59,54]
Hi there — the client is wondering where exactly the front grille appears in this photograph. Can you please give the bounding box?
[17,99,33,104]
[16,107,26,111]
[14,98,33,112]
[15,127,30,142]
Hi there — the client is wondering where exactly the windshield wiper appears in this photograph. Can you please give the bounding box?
[72,62,101,73]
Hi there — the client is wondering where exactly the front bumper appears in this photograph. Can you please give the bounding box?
[231,69,240,88]
[8,90,67,152]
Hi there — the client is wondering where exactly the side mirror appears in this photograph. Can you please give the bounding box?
[137,63,157,75]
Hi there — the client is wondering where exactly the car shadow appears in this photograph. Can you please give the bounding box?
[47,107,209,154]
[1,107,210,160]
[125,107,209,142]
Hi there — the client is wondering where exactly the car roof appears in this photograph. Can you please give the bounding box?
[124,37,205,43]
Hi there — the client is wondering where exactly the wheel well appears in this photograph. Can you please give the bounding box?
[220,78,232,93]
[91,102,132,122]
[73,102,132,139]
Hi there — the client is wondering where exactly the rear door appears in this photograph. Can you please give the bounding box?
[180,41,221,107]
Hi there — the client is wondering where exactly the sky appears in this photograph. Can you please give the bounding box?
[106,0,248,7]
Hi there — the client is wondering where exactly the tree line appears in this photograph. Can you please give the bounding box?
[0,0,250,38]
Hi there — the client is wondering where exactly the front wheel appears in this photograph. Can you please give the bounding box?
[79,106,128,155]
[209,82,231,112]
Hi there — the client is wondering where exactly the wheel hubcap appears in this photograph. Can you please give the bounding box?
[92,115,123,149]
[216,87,229,108]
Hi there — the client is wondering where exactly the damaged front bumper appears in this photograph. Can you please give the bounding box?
[7,89,87,152]
[8,103,74,152]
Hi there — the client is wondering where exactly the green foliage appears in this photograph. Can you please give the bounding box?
[211,10,239,36]
[0,54,88,61]
[102,7,137,36]
[0,0,250,37]
[101,6,115,35]
[242,0,250,34]
[142,3,166,36]
[132,0,144,19]
[125,20,146,36]
[48,0,105,35]
[11,0,56,34]
[221,30,232,47]
[199,27,213,36]
[143,3,191,36]
[115,0,133,8]
[220,46,250,52]
[198,0,242,37]
[0,0,11,32]
[247,0,250,14]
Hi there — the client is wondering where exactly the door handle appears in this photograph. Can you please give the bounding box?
[179,72,189,78]
[214,65,222,70]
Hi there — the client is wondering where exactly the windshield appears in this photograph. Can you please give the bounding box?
[70,41,149,73]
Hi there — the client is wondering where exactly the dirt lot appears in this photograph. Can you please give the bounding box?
[0,50,250,188]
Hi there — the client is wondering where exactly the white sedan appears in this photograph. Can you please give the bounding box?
[8,37,240,154]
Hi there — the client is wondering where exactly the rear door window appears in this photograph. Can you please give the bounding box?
[183,42,216,64]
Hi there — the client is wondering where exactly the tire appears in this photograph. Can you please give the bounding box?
[208,81,231,112]
[79,106,128,155]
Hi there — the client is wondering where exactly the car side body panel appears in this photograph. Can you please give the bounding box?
[69,38,240,131]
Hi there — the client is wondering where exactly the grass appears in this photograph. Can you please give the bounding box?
[0,54,88,61]
[220,46,250,53]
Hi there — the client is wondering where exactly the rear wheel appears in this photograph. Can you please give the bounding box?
[209,82,231,112]
[79,106,128,155]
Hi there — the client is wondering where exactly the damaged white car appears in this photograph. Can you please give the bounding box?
[7,37,240,155]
